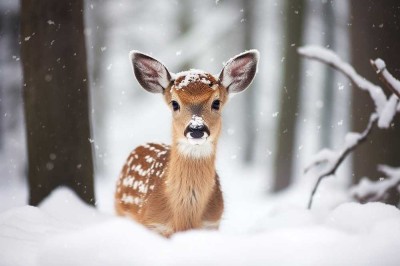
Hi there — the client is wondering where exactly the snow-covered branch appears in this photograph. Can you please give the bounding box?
[306,114,378,209]
[298,46,388,115]
[351,165,400,204]
[298,46,400,129]
[298,46,400,209]
[370,58,400,99]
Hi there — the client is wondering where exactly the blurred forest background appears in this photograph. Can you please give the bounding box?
[0,0,399,210]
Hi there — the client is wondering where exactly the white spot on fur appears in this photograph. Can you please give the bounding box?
[121,194,143,206]
[157,150,168,157]
[144,155,155,163]
[122,176,135,187]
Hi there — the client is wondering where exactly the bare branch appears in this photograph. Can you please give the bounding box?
[304,149,335,174]
[370,59,400,99]
[307,114,378,209]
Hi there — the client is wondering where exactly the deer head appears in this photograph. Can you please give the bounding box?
[129,50,259,158]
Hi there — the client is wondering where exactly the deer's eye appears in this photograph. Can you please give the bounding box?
[171,100,180,111]
[212,100,220,110]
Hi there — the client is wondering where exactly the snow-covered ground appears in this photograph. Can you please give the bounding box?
[1,184,400,266]
[1,146,399,266]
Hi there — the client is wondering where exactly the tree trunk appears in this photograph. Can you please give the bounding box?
[350,0,400,204]
[320,1,335,148]
[21,0,95,206]
[273,0,305,191]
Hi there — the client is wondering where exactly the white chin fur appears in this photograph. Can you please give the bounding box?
[177,138,213,158]
[186,132,208,146]
[188,138,207,145]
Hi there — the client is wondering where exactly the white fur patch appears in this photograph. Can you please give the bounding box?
[187,137,207,145]
[177,139,213,158]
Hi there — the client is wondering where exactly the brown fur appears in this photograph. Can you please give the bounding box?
[115,74,226,237]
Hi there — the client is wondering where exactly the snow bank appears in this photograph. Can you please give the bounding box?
[0,206,75,266]
[1,188,400,266]
[38,219,167,266]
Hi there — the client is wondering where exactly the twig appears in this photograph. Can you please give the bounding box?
[307,114,378,209]
[370,59,400,100]
[304,149,335,174]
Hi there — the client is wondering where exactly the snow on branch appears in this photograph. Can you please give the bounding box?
[370,58,400,99]
[377,94,398,128]
[298,46,388,115]
[298,46,400,209]
[298,46,400,129]
[351,165,400,204]
[306,114,378,209]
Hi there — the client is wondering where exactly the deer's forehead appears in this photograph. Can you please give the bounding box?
[168,70,220,104]
[172,83,219,104]
[173,70,218,90]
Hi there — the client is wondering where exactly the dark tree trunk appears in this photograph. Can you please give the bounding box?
[320,1,335,148]
[273,0,305,191]
[350,0,400,204]
[20,0,95,206]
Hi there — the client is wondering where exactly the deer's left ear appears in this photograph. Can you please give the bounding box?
[129,50,172,94]
[218,50,259,93]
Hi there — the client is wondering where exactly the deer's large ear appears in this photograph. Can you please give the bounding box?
[218,50,259,93]
[129,51,172,93]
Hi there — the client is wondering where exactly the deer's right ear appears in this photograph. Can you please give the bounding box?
[129,51,172,94]
[218,50,259,94]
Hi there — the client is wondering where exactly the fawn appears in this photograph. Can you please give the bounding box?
[115,49,259,237]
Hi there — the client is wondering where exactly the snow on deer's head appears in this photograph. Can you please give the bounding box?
[129,50,259,158]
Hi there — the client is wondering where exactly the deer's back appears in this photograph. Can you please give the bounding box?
[115,143,170,220]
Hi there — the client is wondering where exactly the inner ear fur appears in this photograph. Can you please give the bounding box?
[218,50,259,93]
[129,51,172,94]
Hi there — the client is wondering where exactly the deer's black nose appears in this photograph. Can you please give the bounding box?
[190,128,205,139]
[184,125,210,139]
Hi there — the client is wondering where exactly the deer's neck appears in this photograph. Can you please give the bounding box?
[165,140,217,231]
